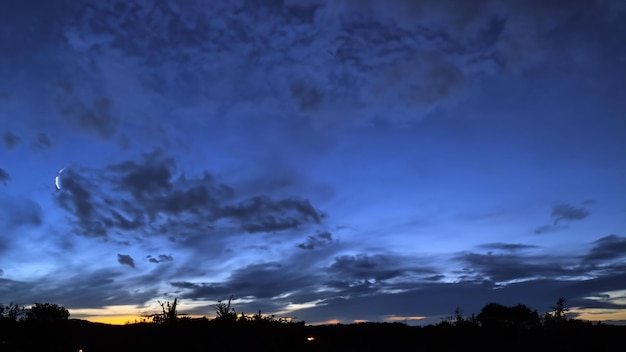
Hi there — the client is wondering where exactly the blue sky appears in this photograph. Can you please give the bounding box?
[1,0,626,325]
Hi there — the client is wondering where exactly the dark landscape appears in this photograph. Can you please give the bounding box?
[1,299,624,352]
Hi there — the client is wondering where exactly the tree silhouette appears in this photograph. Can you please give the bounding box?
[146,298,183,324]
[551,297,569,321]
[544,297,570,327]
[477,302,540,329]
[0,302,25,322]
[215,295,237,322]
[25,303,70,321]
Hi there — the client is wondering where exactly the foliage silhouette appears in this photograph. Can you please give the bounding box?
[0,297,624,351]
[0,302,25,322]
[145,298,186,324]
[25,302,70,321]
[544,297,570,327]
[476,302,540,329]
[214,295,237,323]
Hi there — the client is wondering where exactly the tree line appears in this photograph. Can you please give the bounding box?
[0,296,578,328]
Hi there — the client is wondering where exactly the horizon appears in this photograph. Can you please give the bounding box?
[1,0,625,327]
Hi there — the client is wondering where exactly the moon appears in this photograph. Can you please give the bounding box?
[55,168,65,190]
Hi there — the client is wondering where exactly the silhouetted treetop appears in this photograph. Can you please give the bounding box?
[25,303,70,321]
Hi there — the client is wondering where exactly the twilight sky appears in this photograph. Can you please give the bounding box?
[1,0,626,325]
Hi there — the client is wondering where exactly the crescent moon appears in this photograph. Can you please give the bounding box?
[55,168,65,190]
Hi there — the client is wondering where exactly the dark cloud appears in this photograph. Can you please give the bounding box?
[0,168,10,185]
[3,131,21,150]
[36,132,53,148]
[54,150,322,239]
[147,254,174,263]
[552,203,590,224]
[54,167,106,237]
[582,199,597,205]
[327,254,435,284]
[117,254,135,268]
[534,202,591,234]
[0,269,158,310]
[478,243,538,252]
[457,252,577,284]
[290,80,323,110]
[583,235,626,263]
[172,262,318,300]
[219,196,322,233]
[55,80,120,139]
[298,231,333,250]
[533,224,566,235]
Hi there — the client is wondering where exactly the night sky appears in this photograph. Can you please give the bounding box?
[1,0,626,325]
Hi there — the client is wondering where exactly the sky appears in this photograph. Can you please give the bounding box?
[1,0,626,326]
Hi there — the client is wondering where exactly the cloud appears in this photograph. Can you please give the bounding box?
[54,167,106,237]
[55,80,120,139]
[172,262,318,300]
[456,251,579,284]
[3,131,21,150]
[218,196,322,233]
[53,150,323,239]
[478,243,538,252]
[35,132,53,149]
[583,235,626,263]
[290,80,324,111]
[298,231,333,250]
[551,203,590,224]
[117,254,135,268]
[534,202,591,234]
[147,254,174,264]
[0,168,9,185]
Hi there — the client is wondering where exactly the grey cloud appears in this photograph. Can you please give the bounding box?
[117,254,135,268]
[478,243,538,251]
[0,269,158,310]
[148,254,174,263]
[552,203,589,224]
[327,254,435,284]
[0,168,10,185]
[583,235,626,263]
[55,81,119,139]
[172,262,318,300]
[457,252,577,284]
[3,132,21,150]
[534,202,591,234]
[36,132,53,148]
[108,150,176,200]
[219,196,322,233]
[534,224,565,235]
[54,167,107,237]
[582,199,597,205]
[298,231,333,250]
[290,80,323,110]
[53,150,321,240]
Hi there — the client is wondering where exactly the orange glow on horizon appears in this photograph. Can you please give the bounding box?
[385,315,427,322]
[309,318,341,325]
[570,308,626,322]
